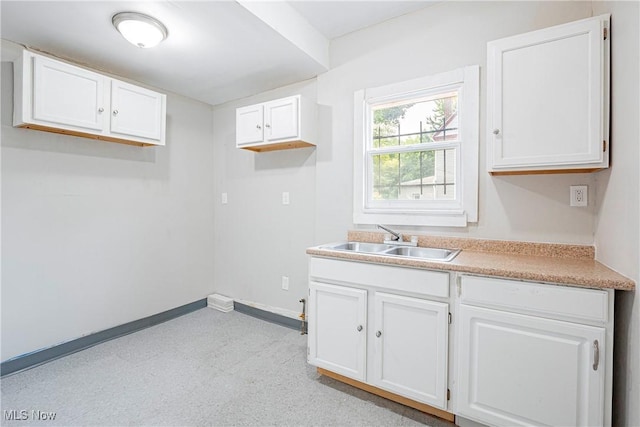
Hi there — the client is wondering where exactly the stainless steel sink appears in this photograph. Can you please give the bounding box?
[320,241,461,262]
[383,246,461,262]
[323,242,397,253]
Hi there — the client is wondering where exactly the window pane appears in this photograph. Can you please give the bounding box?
[371,92,458,148]
[372,149,456,201]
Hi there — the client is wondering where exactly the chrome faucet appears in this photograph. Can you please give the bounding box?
[377,224,418,247]
[377,224,402,242]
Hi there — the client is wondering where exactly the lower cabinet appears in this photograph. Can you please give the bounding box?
[307,258,614,427]
[456,275,612,427]
[307,259,450,411]
[308,282,367,381]
[372,292,449,408]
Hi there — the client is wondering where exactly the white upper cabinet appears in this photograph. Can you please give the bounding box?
[32,54,106,132]
[264,96,299,141]
[109,79,165,143]
[236,104,264,145]
[14,50,166,147]
[487,14,610,174]
[235,94,316,152]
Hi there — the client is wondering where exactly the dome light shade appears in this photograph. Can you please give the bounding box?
[112,12,168,48]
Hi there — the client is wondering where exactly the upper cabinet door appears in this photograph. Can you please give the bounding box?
[32,55,106,131]
[264,96,299,142]
[236,104,264,145]
[110,79,166,144]
[487,15,610,174]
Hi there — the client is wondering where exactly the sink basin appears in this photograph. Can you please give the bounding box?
[320,241,461,262]
[323,242,397,253]
[384,246,461,262]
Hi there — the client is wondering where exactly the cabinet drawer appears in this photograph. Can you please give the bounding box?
[310,257,449,298]
[460,275,609,324]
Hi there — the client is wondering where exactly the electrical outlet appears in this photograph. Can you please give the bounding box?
[281,276,289,291]
[282,192,290,205]
[570,185,588,207]
[221,193,228,204]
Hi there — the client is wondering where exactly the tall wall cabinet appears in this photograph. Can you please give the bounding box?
[14,50,166,147]
[486,14,610,174]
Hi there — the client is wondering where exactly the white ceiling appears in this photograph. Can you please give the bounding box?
[290,1,437,39]
[0,1,437,106]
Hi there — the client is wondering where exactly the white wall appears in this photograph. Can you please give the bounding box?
[316,0,598,245]
[212,80,317,317]
[212,1,604,318]
[591,2,640,427]
[211,1,639,424]
[1,59,216,361]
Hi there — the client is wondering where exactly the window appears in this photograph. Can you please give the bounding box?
[353,66,479,227]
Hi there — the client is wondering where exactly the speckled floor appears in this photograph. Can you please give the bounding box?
[0,309,455,426]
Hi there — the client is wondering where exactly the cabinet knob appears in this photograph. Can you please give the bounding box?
[376,331,382,338]
[265,123,271,128]
[493,129,500,135]
[113,110,119,116]
[356,325,363,332]
[98,107,104,113]
[256,124,261,129]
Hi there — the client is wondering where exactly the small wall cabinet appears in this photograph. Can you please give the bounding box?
[456,275,613,427]
[236,94,316,152]
[14,50,166,147]
[486,14,610,175]
[308,257,451,417]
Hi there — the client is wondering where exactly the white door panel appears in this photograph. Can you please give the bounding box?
[458,305,605,427]
[372,292,448,408]
[308,282,367,381]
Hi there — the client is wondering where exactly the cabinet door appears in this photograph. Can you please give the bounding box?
[32,55,106,131]
[110,80,166,143]
[372,293,449,408]
[236,104,264,145]
[264,96,299,142]
[457,304,605,427]
[308,282,367,381]
[487,15,608,172]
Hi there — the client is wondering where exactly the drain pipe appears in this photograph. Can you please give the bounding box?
[299,298,307,335]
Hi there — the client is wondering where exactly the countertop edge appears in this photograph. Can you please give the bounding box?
[306,248,636,291]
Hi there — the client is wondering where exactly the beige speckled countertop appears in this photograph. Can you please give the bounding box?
[306,231,635,291]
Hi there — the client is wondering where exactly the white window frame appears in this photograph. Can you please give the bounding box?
[353,66,479,227]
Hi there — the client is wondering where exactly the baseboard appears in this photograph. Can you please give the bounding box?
[234,301,307,333]
[1,299,207,377]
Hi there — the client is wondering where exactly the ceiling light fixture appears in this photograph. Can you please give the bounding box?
[112,12,168,49]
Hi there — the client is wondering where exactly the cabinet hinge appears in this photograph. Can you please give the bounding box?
[603,140,607,152]
[448,313,452,325]
[603,27,608,40]
[447,389,451,401]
